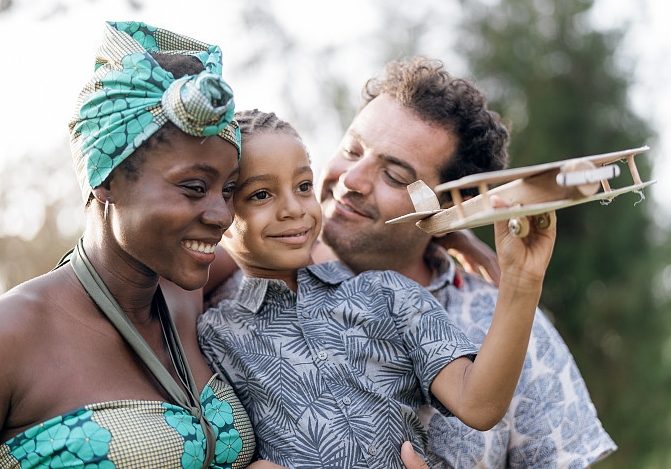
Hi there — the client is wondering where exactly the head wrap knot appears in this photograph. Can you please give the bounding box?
[69,21,241,202]
[162,72,235,137]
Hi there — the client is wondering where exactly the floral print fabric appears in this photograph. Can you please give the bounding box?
[0,376,254,469]
[68,21,240,203]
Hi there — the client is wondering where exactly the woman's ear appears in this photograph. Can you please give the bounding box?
[91,186,112,206]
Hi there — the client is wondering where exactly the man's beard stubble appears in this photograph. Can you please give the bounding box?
[321,216,419,274]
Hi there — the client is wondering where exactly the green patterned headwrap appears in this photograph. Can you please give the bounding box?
[69,21,241,202]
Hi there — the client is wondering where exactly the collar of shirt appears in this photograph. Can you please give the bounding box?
[234,276,276,313]
[423,242,461,292]
[305,260,356,285]
[234,261,354,314]
[233,254,458,315]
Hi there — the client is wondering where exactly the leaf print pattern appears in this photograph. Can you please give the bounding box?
[419,244,617,468]
[202,246,618,469]
[198,260,479,469]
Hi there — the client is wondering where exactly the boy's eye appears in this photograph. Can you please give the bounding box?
[297,181,313,193]
[250,190,270,201]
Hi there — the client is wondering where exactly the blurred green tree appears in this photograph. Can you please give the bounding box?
[455,0,671,467]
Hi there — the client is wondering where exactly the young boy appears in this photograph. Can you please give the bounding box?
[198,110,556,469]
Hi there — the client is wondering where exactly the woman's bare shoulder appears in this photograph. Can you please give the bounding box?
[0,268,79,343]
[0,270,74,434]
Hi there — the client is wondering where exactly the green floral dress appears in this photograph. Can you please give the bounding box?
[0,375,254,469]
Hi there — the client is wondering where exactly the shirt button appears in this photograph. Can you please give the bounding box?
[342,396,351,405]
[317,351,328,360]
[302,310,310,318]
[368,445,377,456]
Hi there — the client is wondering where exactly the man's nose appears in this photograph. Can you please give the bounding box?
[339,157,374,195]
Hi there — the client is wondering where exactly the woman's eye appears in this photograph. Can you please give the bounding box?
[184,183,206,194]
[250,190,270,201]
[223,182,237,199]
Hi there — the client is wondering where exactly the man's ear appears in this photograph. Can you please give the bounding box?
[440,194,473,210]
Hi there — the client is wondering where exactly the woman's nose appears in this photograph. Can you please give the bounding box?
[201,196,234,231]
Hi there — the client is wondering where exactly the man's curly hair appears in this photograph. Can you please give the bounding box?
[360,56,510,202]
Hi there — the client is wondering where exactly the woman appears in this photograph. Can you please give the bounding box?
[0,21,282,469]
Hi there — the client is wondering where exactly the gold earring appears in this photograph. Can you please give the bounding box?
[104,199,109,221]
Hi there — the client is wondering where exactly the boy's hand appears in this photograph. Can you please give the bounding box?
[401,441,430,469]
[491,196,556,290]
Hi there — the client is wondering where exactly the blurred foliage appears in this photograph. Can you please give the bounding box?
[0,144,83,293]
[456,0,671,467]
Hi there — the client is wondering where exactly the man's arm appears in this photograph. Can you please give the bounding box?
[436,230,500,286]
[505,309,616,467]
[204,244,241,295]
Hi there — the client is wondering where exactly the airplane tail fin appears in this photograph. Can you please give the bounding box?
[408,180,441,212]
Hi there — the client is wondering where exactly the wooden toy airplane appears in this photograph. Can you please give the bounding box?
[386,146,656,237]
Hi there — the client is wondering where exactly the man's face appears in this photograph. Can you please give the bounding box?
[318,94,457,274]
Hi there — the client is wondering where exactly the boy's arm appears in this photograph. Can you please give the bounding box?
[430,196,556,431]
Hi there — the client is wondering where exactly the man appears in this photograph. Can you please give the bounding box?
[314,56,616,468]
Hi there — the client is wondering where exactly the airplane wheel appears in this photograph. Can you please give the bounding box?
[534,212,556,231]
[508,217,530,237]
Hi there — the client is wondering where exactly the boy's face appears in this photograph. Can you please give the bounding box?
[222,132,322,281]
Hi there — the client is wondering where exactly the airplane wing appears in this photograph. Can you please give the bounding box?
[385,146,654,235]
[434,145,649,193]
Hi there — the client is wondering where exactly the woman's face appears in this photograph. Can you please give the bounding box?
[108,130,239,291]
[222,132,322,280]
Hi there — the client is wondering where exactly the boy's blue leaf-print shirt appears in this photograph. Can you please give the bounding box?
[198,260,479,469]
